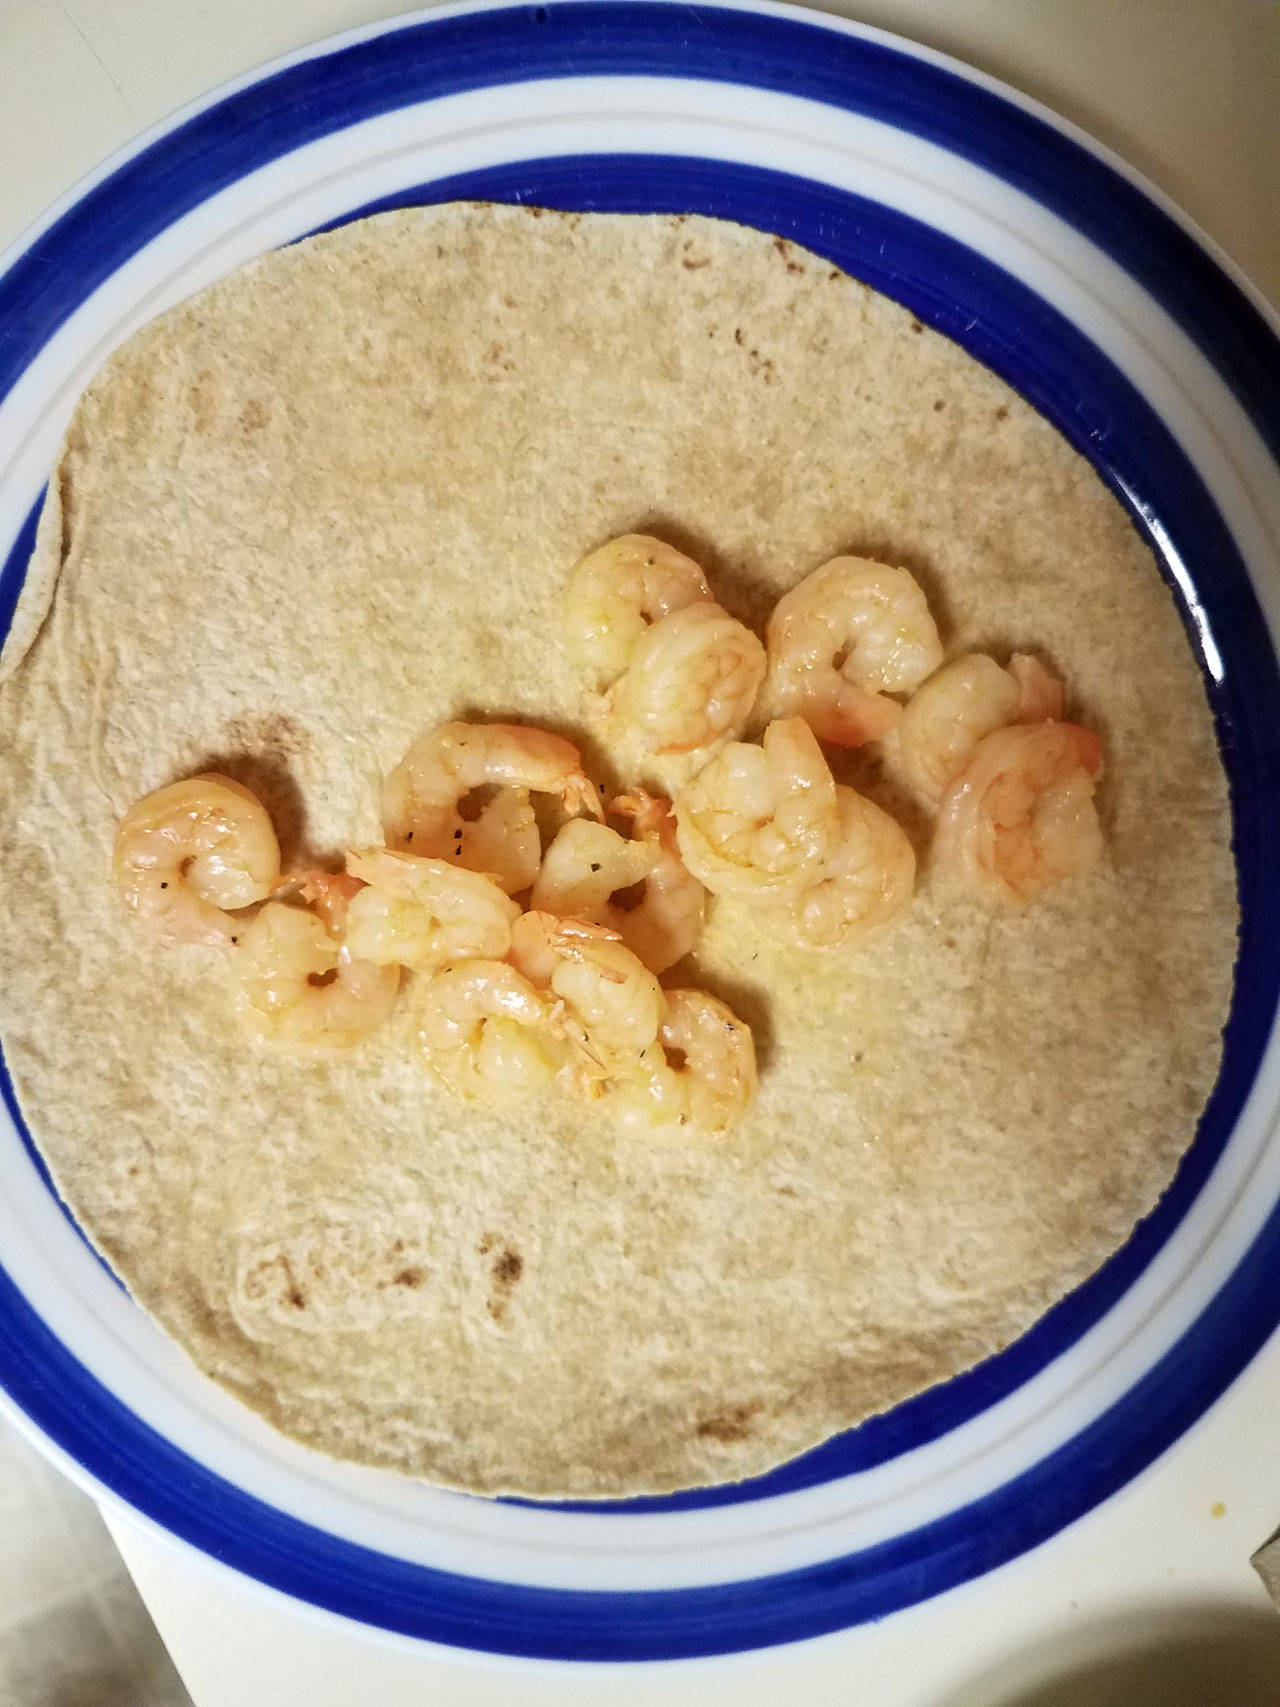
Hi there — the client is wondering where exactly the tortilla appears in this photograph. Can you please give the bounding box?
[0,204,1236,1496]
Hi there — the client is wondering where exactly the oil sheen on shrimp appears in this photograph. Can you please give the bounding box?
[530,791,704,973]
[232,900,399,1050]
[417,959,566,1104]
[935,721,1104,904]
[897,652,1068,803]
[382,720,602,894]
[612,601,766,754]
[564,532,711,689]
[113,773,280,946]
[606,990,756,1139]
[762,556,944,746]
[759,785,915,950]
[507,911,665,1071]
[343,847,519,973]
[673,716,841,900]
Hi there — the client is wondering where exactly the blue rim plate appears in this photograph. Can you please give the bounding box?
[0,0,1278,1662]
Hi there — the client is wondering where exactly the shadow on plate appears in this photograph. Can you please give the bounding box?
[936,1602,1280,1707]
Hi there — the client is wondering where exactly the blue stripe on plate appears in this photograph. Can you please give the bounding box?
[1,5,1277,470]
[0,6,1277,1659]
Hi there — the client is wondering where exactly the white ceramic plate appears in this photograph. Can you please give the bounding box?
[1,0,1278,1661]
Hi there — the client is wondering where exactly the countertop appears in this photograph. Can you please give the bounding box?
[7,1,1280,1702]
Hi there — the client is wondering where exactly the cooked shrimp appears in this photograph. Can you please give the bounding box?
[606,991,756,1138]
[530,791,705,973]
[564,533,711,689]
[613,602,766,753]
[382,721,602,894]
[759,786,915,949]
[507,911,665,1068]
[898,652,1071,803]
[673,716,841,900]
[609,789,707,971]
[897,654,1021,804]
[416,960,565,1104]
[935,721,1104,904]
[113,774,280,947]
[232,901,399,1049]
[343,848,519,973]
[762,557,944,746]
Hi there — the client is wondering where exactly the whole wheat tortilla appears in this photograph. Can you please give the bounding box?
[0,204,1236,1496]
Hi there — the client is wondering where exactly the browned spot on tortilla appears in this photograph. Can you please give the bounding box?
[477,1233,495,1256]
[394,1267,426,1289]
[186,371,220,433]
[492,1248,523,1288]
[776,1185,797,1198]
[995,404,1009,421]
[681,256,710,270]
[910,319,923,333]
[696,1404,759,1443]
[934,399,946,412]
[786,261,803,274]
[240,398,268,432]
[288,1287,307,1310]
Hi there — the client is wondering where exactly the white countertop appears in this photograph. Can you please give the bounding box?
[8,1,1280,1701]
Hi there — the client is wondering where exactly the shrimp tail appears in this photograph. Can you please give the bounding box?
[565,774,605,821]
[609,788,676,846]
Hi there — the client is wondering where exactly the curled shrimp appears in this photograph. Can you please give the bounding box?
[898,653,1069,804]
[113,774,280,946]
[935,721,1104,904]
[564,533,711,689]
[612,602,766,753]
[762,557,944,746]
[673,716,841,901]
[606,991,756,1139]
[897,654,1021,804]
[382,721,602,894]
[232,900,399,1050]
[759,786,915,950]
[530,790,705,973]
[508,911,665,1069]
[417,960,565,1104]
[343,848,519,973]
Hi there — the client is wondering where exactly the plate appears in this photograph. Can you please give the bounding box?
[0,0,1278,1663]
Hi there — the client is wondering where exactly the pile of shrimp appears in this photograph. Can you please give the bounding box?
[566,532,1104,919]
[112,532,1104,1140]
[112,722,750,1138]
